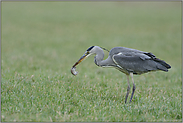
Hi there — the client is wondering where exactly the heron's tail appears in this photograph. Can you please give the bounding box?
[145,52,171,72]
[154,58,171,69]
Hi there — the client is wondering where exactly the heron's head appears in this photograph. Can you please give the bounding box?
[73,46,99,67]
[72,46,108,67]
[71,46,109,76]
[73,46,96,66]
[71,46,95,75]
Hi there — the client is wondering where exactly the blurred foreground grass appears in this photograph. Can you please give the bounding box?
[1,2,182,122]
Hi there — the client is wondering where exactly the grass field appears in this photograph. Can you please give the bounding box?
[1,2,182,122]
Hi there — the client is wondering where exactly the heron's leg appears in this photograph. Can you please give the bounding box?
[125,75,130,104]
[129,73,136,103]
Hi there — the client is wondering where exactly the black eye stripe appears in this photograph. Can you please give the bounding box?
[86,46,94,51]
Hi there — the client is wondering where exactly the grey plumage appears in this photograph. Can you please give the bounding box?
[111,47,170,75]
[71,46,171,103]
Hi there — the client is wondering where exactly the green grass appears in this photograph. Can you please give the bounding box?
[1,2,182,122]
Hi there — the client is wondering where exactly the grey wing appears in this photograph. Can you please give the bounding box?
[109,47,145,57]
[112,52,167,74]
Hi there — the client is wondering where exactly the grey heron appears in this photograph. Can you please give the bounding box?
[71,46,171,103]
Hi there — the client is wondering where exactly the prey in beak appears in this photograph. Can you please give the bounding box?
[71,50,90,76]
[70,46,108,76]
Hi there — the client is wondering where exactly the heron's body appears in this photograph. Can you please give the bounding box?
[71,46,171,103]
[96,46,170,75]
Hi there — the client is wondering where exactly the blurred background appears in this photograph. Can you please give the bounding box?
[2,2,181,75]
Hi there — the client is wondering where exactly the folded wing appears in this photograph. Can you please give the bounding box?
[112,52,171,74]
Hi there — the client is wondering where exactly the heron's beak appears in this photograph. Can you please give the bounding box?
[72,52,89,68]
[71,51,90,76]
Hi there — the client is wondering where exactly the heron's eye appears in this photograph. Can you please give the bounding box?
[86,51,89,55]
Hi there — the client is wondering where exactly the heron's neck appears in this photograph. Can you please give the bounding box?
[94,49,110,67]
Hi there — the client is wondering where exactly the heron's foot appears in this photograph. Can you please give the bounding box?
[125,85,131,103]
[129,83,136,103]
